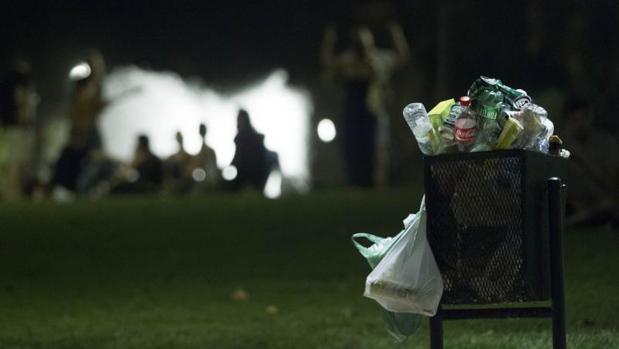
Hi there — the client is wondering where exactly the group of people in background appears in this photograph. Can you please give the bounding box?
[0,51,277,202]
[108,124,218,197]
[1,28,616,230]
[0,20,414,201]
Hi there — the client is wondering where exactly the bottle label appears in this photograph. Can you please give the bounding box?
[480,106,499,120]
[443,105,462,127]
[455,118,477,144]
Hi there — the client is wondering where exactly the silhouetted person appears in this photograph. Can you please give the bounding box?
[0,58,38,200]
[321,22,409,187]
[113,134,163,194]
[191,123,219,190]
[164,131,192,193]
[52,50,107,195]
[230,109,270,191]
[562,96,618,229]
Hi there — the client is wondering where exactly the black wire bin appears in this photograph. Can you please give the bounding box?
[423,149,569,349]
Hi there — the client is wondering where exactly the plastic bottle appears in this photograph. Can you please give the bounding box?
[535,115,554,153]
[512,104,548,150]
[437,103,463,154]
[454,96,477,152]
[403,103,440,155]
[471,91,503,152]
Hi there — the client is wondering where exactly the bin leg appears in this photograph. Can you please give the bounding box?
[548,178,567,349]
[430,306,443,349]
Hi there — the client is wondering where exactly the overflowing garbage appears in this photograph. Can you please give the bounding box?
[403,76,570,157]
[353,76,571,341]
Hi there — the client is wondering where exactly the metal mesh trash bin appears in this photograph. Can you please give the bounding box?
[423,150,568,349]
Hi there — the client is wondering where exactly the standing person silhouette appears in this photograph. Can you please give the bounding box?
[230,109,270,191]
[0,58,38,200]
[321,22,409,187]
[52,50,107,195]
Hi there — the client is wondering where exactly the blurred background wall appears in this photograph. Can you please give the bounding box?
[1,0,617,192]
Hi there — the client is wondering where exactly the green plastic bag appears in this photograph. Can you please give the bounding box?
[351,212,418,269]
[352,217,423,341]
[352,233,402,269]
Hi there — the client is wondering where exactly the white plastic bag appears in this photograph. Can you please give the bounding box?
[364,197,443,316]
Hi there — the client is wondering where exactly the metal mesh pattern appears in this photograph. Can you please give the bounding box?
[426,155,531,304]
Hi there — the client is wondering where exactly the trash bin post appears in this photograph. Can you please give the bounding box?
[548,177,567,349]
[429,306,443,349]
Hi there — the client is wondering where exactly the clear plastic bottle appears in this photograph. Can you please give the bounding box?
[512,104,548,150]
[454,96,477,152]
[403,103,440,155]
[437,103,463,154]
[536,117,554,153]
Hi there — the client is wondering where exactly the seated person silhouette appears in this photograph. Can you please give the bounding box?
[112,134,163,194]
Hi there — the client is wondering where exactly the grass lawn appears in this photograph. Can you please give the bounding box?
[0,189,617,348]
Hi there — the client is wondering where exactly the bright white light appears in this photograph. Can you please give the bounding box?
[99,67,312,193]
[69,62,92,80]
[317,118,336,143]
[222,165,238,181]
[263,170,282,199]
[192,168,207,182]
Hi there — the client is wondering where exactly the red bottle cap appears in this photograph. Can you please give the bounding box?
[460,96,471,107]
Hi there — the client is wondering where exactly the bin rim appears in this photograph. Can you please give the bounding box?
[423,149,527,163]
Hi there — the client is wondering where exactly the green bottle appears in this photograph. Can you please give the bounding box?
[471,91,503,151]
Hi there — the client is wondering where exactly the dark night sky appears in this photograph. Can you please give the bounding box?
[3,1,380,84]
[3,0,619,126]
[4,1,408,115]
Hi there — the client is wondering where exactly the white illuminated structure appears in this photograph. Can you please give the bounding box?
[99,67,311,193]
